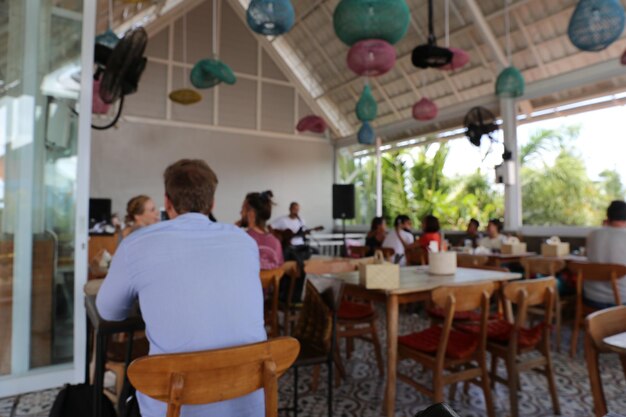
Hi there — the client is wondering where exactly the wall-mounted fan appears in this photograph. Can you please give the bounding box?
[463,106,498,147]
[92,27,148,130]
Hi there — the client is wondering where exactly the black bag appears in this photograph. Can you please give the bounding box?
[414,403,461,417]
[49,384,117,417]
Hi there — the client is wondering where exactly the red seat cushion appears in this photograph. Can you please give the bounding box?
[457,320,545,349]
[338,301,374,320]
[427,307,502,322]
[398,325,479,359]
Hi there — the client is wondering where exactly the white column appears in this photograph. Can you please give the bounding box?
[500,98,522,230]
[375,136,383,217]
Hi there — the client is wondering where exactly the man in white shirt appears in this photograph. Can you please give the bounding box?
[271,202,307,246]
[382,214,415,265]
[585,200,626,306]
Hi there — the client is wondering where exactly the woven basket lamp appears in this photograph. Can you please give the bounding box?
[412,97,438,121]
[296,115,327,134]
[568,0,625,52]
[347,39,396,76]
[496,66,525,98]
[356,85,378,122]
[358,121,376,145]
[247,0,295,36]
[438,47,470,71]
[333,0,410,46]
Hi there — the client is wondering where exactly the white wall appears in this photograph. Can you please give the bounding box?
[90,122,334,229]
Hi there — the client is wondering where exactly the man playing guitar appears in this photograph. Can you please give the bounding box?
[270,202,322,248]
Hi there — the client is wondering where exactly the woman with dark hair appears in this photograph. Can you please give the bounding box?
[418,214,442,251]
[478,218,507,251]
[240,190,284,270]
[365,216,387,256]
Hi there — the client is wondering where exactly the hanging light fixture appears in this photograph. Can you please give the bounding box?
[357,121,376,145]
[347,39,396,76]
[356,84,378,122]
[296,115,327,134]
[169,13,202,105]
[412,97,438,121]
[495,0,525,98]
[246,0,295,36]
[568,0,625,52]
[191,0,237,89]
[333,0,410,46]
[438,0,470,71]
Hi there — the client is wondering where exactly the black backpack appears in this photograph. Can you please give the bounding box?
[49,384,117,417]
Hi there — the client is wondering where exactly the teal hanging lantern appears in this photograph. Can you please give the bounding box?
[357,122,376,145]
[495,66,525,98]
[190,59,237,89]
[333,0,410,46]
[568,0,625,52]
[247,0,295,36]
[356,85,377,122]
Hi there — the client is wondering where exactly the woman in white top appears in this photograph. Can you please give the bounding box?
[382,214,416,265]
[478,218,507,251]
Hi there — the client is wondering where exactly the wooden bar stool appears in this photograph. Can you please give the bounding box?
[127,337,300,417]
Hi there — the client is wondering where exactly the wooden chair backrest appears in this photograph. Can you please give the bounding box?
[502,277,556,328]
[380,247,395,261]
[349,246,368,258]
[585,305,626,351]
[405,246,427,266]
[127,337,300,417]
[456,253,489,268]
[304,261,356,275]
[467,265,510,272]
[259,268,283,290]
[431,281,496,312]
[521,258,566,278]
[569,262,626,305]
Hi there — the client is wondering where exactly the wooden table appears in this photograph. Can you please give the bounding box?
[603,332,626,355]
[331,266,522,417]
[487,252,537,267]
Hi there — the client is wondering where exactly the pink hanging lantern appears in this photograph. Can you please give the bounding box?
[296,115,327,133]
[621,48,626,65]
[412,97,438,121]
[347,39,396,76]
[438,47,470,71]
[92,78,111,115]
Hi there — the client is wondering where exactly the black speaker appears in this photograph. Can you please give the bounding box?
[333,184,355,220]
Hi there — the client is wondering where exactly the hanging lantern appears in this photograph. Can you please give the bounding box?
[568,0,625,52]
[357,121,376,145]
[495,66,525,98]
[412,97,438,121]
[356,85,378,122]
[621,48,626,65]
[347,39,396,76]
[296,115,327,134]
[438,47,470,71]
[169,89,202,105]
[333,0,410,46]
[190,59,237,89]
[92,78,111,115]
[247,0,295,36]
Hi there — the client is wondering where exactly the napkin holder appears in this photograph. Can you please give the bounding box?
[541,236,570,257]
[501,237,527,255]
[428,251,457,275]
[359,251,400,290]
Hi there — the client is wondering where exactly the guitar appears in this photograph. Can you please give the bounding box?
[270,226,324,247]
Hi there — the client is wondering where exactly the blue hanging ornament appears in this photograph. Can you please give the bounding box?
[356,85,378,122]
[333,0,410,46]
[247,0,295,36]
[358,122,376,145]
[568,0,625,51]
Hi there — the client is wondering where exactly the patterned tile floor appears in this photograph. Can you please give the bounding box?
[3,311,625,417]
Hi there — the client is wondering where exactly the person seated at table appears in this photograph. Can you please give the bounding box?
[418,214,442,251]
[478,218,506,251]
[365,216,387,256]
[466,218,482,248]
[122,195,160,238]
[97,159,266,417]
[585,200,626,307]
[239,190,284,270]
[382,214,416,265]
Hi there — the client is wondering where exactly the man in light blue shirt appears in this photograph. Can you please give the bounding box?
[96,159,266,417]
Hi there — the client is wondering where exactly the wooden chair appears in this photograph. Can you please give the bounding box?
[279,261,301,336]
[349,245,368,258]
[304,261,385,376]
[521,257,568,352]
[585,305,626,417]
[406,246,427,266]
[380,247,395,262]
[456,254,489,268]
[569,262,626,357]
[127,337,299,417]
[397,281,496,417]
[260,268,284,338]
[481,278,560,417]
[288,276,344,417]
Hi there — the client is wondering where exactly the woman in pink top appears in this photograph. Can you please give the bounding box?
[239,190,284,270]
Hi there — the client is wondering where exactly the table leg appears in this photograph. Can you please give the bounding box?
[93,331,106,417]
[384,295,399,417]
